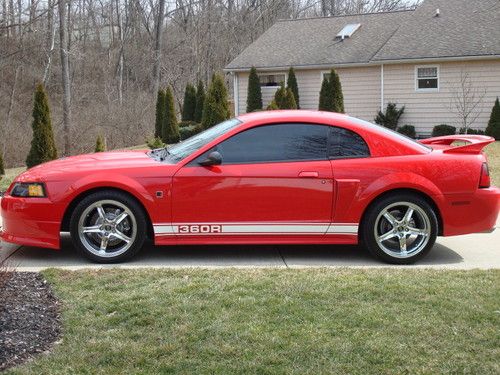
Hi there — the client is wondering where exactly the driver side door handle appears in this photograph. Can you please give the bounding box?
[298,171,319,178]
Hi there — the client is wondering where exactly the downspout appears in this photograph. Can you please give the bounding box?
[380,64,384,110]
[232,72,239,116]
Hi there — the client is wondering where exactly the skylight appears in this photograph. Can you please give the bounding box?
[336,23,361,39]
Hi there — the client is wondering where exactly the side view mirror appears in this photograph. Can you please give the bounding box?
[199,151,222,166]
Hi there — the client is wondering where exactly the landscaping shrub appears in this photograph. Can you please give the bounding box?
[202,74,230,129]
[246,67,262,112]
[274,84,296,109]
[179,124,203,140]
[485,97,500,140]
[397,125,416,138]
[181,83,197,121]
[146,137,165,149]
[26,83,58,168]
[161,86,180,144]
[194,80,206,123]
[287,67,300,109]
[154,90,166,138]
[375,102,405,130]
[459,128,485,135]
[318,69,344,112]
[432,124,456,137]
[266,100,279,110]
[94,135,106,152]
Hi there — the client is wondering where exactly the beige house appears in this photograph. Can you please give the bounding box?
[224,0,500,136]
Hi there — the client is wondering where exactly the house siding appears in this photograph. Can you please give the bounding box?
[383,59,500,133]
[236,66,381,122]
[235,59,500,135]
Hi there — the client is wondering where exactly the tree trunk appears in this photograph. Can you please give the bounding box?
[58,0,71,155]
[151,0,165,94]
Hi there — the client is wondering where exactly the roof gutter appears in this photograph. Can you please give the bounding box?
[224,54,500,73]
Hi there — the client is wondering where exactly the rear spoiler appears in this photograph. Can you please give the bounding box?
[419,135,495,154]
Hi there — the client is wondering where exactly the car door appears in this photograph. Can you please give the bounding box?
[169,123,334,239]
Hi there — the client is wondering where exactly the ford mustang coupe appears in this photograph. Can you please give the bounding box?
[1,111,498,264]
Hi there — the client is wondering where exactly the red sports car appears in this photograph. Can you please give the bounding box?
[1,111,498,264]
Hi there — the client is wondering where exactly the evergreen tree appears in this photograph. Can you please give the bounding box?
[162,86,180,144]
[330,69,344,113]
[485,97,500,140]
[246,67,262,112]
[274,84,287,109]
[194,80,206,123]
[0,152,4,176]
[375,102,405,130]
[154,90,166,138]
[318,75,333,111]
[95,134,106,152]
[318,69,344,112]
[287,67,300,109]
[181,83,197,121]
[266,100,279,110]
[26,84,58,168]
[284,88,297,109]
[201,74,231,129]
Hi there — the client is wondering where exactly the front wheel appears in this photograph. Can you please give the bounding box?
[361,193,438,264]
[70,191,147,263]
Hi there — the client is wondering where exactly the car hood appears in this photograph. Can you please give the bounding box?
[17,150,172,181]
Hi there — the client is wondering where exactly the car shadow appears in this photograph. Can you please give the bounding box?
[6,234,464,269]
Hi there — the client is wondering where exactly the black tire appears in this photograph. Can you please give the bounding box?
[69,190,147,263]
[361,192,438,264]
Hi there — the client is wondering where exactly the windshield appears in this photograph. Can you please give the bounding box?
[348,117,431,152]
[167,118,242,162]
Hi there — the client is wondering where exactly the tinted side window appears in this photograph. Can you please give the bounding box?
[329,127,370,158]
[214,124,329,164]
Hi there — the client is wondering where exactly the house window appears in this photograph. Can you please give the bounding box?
[259,74,285,88]
[416,66,439,91]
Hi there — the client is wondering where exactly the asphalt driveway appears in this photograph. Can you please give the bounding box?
[1,211,499,271]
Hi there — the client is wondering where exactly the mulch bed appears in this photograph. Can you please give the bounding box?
[0,272,61,371]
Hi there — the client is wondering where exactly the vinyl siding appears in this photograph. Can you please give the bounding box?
[383,59,500,133]
[234,59,500,134]
[236,66,381,122]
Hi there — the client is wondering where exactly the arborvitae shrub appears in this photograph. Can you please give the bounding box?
[201,74,230,129]
[194,80,206,123]
[485,97,500,140]
[146,137,165,149]
[397,125,416,139]
[26,83,58,168]
[318,75,333,111]
[287,67,300,109]
[162,86,180,144]
[181,83,197,121]
[375,102,405,130]
[246,67,262,112]
[266,100,279,110]
[154,90,166,138]
[432,124,456,137]
[0,152,4,176]
[330,69,344,113]
[95,134,106,152]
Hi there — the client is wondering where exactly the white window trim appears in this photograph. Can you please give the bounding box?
[258,72,287,89]
[415,65,440,92]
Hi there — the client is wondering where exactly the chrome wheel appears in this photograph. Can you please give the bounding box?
[77,199,137,258]
[374,201,431,259]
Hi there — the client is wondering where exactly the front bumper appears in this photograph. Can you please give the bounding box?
[0,195,61,249]
[441,187,500,236]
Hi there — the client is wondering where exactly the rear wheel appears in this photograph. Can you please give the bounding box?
[70,191,146,263]
[361,193,438,264]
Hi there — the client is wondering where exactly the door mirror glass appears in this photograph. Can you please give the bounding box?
[199,151,222,166]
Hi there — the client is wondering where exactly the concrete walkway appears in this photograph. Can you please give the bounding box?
[2,217,499,271]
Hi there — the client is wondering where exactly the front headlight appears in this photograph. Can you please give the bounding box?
[10,182,47,197]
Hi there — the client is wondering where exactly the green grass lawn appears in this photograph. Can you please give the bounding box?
[5,269,500,374]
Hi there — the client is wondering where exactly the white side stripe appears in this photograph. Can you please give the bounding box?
[153,223,358,236]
